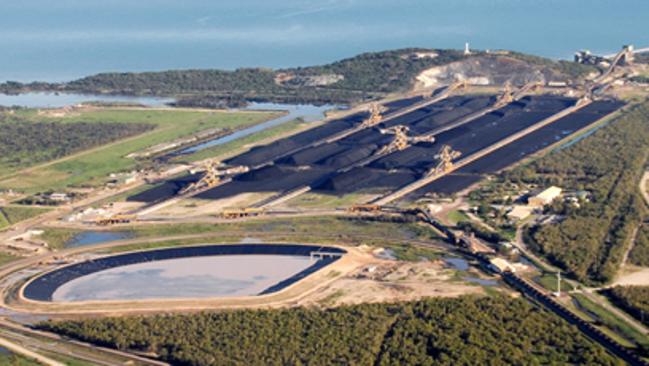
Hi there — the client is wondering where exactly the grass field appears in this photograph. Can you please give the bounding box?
[0,108,280,193]
[101,233,443,262]
[0,206,50,230]
[39,228,80,250]
[534,273,576,292]
[0,252,20,266]
[40,216,443,252]
[385,243,442,261]
[0,352,41,366]
[446,209,470,226]
[285,192,371,209]
[572,293,649,350]
[0,210,9,229]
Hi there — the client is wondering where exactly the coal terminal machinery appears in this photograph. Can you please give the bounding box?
[129,90,623,208]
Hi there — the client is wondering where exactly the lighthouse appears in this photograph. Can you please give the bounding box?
[464,42,471,55]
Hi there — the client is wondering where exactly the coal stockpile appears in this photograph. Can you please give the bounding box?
[382,96,493,134]
[317,145,377,169]
[372,96,576,173]
[381,96,424,114]
[228,95,492,168]
[416,174,484,195]
[314,167,418,194]
[130,94,589,204]
[432,96,575,157]
[335,128,391,145]
[276,143,349,166]
[127,173,201,203]
[405,100,624,200]
[457,100,623,175]
[369,145,438,171]
[196,95,495,200]
[23,244,346,302]
[226,112,367,167]
[196,165,335,200]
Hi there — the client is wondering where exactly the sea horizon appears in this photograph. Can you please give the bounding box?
[1,0,647,82]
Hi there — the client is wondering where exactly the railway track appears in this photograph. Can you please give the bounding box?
[13,192,648,365]
[415,212,648,366]
[503,273,648,366]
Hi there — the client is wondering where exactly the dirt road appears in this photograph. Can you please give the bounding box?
[613,266,649,287]
[640,171,649,206]
[0,335,65,366]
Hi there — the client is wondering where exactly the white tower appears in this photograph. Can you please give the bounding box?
[464,42,471,55]
[554,271,561,297]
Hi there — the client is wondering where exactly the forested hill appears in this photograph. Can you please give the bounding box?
[1,48,593,107]
[39,296,620,366]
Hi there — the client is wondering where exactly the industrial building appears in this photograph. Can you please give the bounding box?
[506,205,534,221]
[528,186,562,207]
[489,258,516,274]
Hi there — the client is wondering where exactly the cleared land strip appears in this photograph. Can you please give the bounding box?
[641,171,649,206]
[0,319,170,366]
[503,272,648,366]
[372,100,592,205]
[0,335,65,366]
[580,289,649,337]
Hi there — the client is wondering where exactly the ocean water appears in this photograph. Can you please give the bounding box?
[1,0,647,82]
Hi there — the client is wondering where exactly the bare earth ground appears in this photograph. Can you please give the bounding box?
[153,192,273,217]
[298,259,484,307]
[613,265,649,287]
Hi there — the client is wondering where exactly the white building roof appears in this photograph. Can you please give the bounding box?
[533,186,562,203]
[507,205,534,220]
[489,258,516,273]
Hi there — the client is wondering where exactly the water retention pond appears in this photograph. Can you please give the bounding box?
[23,244,345,302]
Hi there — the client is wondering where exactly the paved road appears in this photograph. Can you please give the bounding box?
[513,224,561,273]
